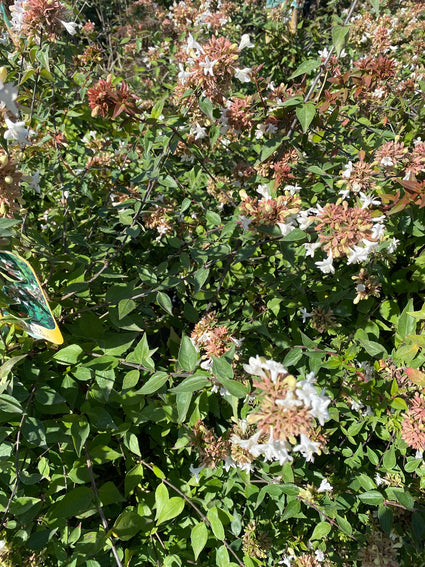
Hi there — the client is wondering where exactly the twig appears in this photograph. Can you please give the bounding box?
[85,443,124,567]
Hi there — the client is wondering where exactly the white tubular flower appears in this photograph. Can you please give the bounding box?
[317,478,333,493]
[342,161,353,179]
[10,0,25,33]
[261,436,293,465]
[200,56,217,76]
[304,242,321,258]
[243,355,268,378]
[297,209,315,230]
[238,215,252,231]
[178,63,194,85]
[238,34,254,50]
[387,238,399,253]
[234,67,252,82]
[4,117,33,146]
[262,359,287,383]
[59,20,79,35]
[380,156,394,167]
[257,184,271,199]
[359,192,381,208]
[255,124,266,139]
[189,463,204,483]
[186,33,204,55]
[346,245,370,265]
[300,307,313,323]
[309,392,331,426]
[28,170,41,193]
[277,220,297,237]
[293,433,321,462]
[315,253,335,274]
[0,82,19,116]
[318,47,330,58]
[191,123,207,140]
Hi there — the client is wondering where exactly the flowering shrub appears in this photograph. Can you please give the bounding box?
[0,0,424,566]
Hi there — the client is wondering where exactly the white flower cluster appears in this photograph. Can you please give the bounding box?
[231,356,331,465]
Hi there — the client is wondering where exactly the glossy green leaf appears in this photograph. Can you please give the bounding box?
[296,102,316,133]
[191,521,208,560]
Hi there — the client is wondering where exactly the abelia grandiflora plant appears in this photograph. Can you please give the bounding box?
[1,0,425,565]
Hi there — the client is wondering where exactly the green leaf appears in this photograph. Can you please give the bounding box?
[336,516,352,535]
[193,268,209,293]
[358,338,387,358]
[359,490,384,506]
[392,489,414,511]
[397,299,416,338]
[49,487,93,518]
[170,374,210,393]
[216,545,230,567]
[206,211,222,226]
[113,510,149,541]
[156,291,173,316]
[151,98,165,119]
[0,393,23,414]
[22,416,47,447]
[36,45,50,73]
[289,58,321,79]
[258,137,282,162]
[367,447,379,465]
[176,391,192,423]
[0,354,26,393]
[124,432,141,456]
[382,446,396,470]
[125,464,144,496]
[156,496,185,524]
[310,521,332,540]
[207,507,225,540]
[89,444,122,464]
[378,505,393,535]
[211,355,233,380]
[211,356,247,398]
[282,228,307,242]
[198,96,214,120]
[98,481,124,506]
[191,521,208,560]
[332,25,349,56]
[53,344,83,365]
[405,459,422,473]
[282,349,302,368]
[0,217,20,237]
[390,397,408,411]
[138,372,169,395]
[155,483,169,520]
[296,102,316,133]
[178,335,199,372]
[118,299,137,320]
[281,498,301,520]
